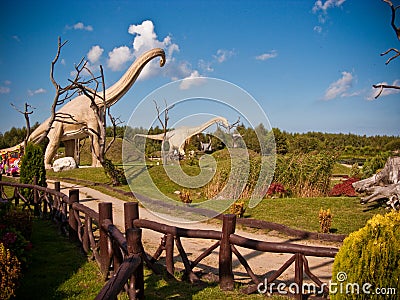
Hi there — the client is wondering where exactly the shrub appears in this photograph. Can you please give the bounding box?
[329,177,359,197]
[230,201,245,218]
[331,211,400,299]
[0,242,21,300]
[274,151,336,197]
[179,189,192,204]
[362,152,391,179]
[19,143,46,200]
[318,208,333,233]
[266,182,287,198]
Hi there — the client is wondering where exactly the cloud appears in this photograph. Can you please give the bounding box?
[12,35,20,42]
[323,71,353,100]
[107,46,133,71]
[67,22,93,31]
[367,79,400,100]
[313,26,322,33]
[213,49,234,63]
[111,20,181,79]
[312,0,346,33]
[179,71,206,90]
[87,45,104,64]
[0,86,10,94]
[312,0,346,13]
[198,59,214,72]
[256,50,278,61]
[28,88,46,97]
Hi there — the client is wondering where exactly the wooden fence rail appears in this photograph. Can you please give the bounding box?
[0,179,339,299]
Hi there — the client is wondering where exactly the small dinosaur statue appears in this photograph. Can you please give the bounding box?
[27,48,165,169]
[136,116,229,157]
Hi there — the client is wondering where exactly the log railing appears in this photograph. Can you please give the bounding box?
[0,179,339,299]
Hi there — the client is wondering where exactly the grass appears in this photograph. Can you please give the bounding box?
[15,219,103,299]
[15,219,287,299]
[244,197,387,235]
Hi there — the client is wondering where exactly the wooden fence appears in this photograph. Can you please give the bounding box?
[0,179,339,299]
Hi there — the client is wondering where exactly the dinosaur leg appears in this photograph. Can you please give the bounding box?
[44,124,63,169]
[90,134,102,167]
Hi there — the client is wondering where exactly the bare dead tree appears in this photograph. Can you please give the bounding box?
[70,64,124,185]
[35,37,86,144]
[373,0,400,99]
[10,102,34,147]
[154,99,174,163]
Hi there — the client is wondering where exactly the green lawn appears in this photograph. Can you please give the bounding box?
[15,220,103,299]
[244,197,386,235]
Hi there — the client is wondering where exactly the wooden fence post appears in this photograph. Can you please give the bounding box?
[124,202,139,231]
[68,189,79,243]
[294,253,303,300]
[165,233,175,276]
[33,176,40,216]
[127,228,144,299]
[54,181,60,192]
[99,202,113,279]
[219,214,236,291]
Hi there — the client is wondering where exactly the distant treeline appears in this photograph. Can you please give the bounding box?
[1,124,399,157]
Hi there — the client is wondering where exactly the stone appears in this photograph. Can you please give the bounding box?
[53,157,78,172]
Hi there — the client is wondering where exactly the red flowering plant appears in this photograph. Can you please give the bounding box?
[328,176,359,197]
[0,207,33,268]
[266,182,288,198]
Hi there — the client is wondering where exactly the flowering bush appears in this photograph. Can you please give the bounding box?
[328,177,359,197]
[0,242,21,300]
[0,207,33,268]
[266,182,287,198]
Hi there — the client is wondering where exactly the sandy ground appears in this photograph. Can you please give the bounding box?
[47,179,338,286]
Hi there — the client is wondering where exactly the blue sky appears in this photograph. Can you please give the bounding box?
[0,0,399,136]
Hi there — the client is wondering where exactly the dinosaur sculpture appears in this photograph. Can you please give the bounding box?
[136,116,229,158]
[27,48,165,169]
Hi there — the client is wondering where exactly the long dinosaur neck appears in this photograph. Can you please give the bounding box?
[193,117,225,134]
[103,48,165,107]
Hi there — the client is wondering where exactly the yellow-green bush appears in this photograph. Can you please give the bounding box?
[331,211,400,299]
[0,242,21,300]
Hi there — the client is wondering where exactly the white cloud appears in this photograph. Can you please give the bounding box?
[312,0,346,13]
[312,0,346,33]
[107,46,133,71]
[367,79,400,100]
[12,35,20,42]
[117,20,180,79]
[69,22,93,31]
[87,45,104,64]
[179,71,206,90]
[313,26,322,33]
[0,86,10,94]
[198,59,214,72]
[256,50,278,61]
[28,88,46,97]
[323,71,353,100]
[213,49,234,63]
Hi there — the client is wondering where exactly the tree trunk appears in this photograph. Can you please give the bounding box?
[353,157,400,210]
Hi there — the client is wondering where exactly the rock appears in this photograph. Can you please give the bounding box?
[52,157,78,172]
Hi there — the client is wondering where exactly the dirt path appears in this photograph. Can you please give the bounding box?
[47,180,338,286]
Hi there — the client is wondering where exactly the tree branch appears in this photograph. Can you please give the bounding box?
[383,0,400,40]
[381,47,400,64]
[372,83,400,98]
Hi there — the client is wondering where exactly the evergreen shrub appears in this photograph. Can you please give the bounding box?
[19,143,46,200]
[331,211,400,299]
